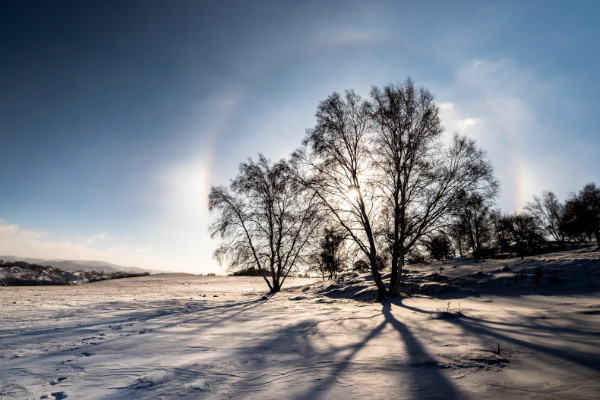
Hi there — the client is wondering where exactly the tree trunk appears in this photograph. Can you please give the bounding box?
[269,260,279,293]
[388,265,399,298]
[388,233,400,297]
[357,193,387,301]
[258,267,273,292]
[388,247,404,297]
[270,280,281,293]
[389,259,399,297]
[370,254,387,301]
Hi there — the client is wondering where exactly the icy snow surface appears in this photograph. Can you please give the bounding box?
[1,249,600,399]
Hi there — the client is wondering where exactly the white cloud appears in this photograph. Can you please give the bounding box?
[86,231,113,245]
[0,218,220,274]
[439,102,483,138]
[0,220,105,261]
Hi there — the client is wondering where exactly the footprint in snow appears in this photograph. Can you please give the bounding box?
[40,392,68,399]
[49,377,67,386]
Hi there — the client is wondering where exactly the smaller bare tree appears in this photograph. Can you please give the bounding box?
[494,213,544,259]
[451,191,495,258]
[525,191,568,247]
[310,227,346,280]
[423,233,454,261]
[564,183,600,248]
[209,155,319,293]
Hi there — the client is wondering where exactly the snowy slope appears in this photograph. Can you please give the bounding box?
[1,249,599,399]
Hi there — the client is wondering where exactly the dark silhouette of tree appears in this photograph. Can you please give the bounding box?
[351,256,387,272]
[208,155,320,293]
[423,233,454,261]
[320,227,346,279]
[352,259,370,273]
[293,90,388,299]
[564,183,600,248]
[562,207,592,246]
[294,79,497,299]
[494,213,544,259]
[310,227,346,280]
[370,79,498,296]
[491,210,511,255]
[449,223,467,258]
[525,191,568,247]
[451,191,495,258]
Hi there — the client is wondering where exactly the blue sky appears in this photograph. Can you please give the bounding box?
[1,1,598,273]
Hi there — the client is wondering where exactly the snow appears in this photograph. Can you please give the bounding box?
[1,249,600,399]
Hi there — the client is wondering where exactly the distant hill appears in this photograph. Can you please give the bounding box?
[0,259,151,286]
[0,255,162,274]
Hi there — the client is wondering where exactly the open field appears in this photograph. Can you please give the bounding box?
[1,249,600,399]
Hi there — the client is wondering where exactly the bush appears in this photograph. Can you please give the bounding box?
[424,234,454,261]
[407,251,427,265]
[231,267,263,276]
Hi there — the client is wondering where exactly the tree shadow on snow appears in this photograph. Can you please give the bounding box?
[381,301,465,399]
[210,301,465,400]
[397,299,600,374]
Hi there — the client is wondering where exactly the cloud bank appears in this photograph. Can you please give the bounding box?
[0,219,215,273]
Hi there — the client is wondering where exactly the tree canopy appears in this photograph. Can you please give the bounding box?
[294,79,497,298]
[209,155,320,292]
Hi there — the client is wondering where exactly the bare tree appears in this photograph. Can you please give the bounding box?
[423,232,454,261]
[294,79,497,299]
[310,226,346,280]
[525,191,567,247]
[564,183,600,248]
[293,90,388,299]
[494,213,544,259]
[451,191,495,258]
[370,79,498,296]
[208,155,319,293]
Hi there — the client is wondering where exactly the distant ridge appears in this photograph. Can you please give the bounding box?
[0,255,163,274]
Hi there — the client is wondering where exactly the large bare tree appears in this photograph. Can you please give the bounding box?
[370,79,497,296]
[295,79,497,299]
[293,90,388,299]
[208,155,319,293]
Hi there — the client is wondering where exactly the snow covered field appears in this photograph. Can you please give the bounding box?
[1,249,600,399]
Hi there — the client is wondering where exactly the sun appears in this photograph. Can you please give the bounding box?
[347,184,360,201]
